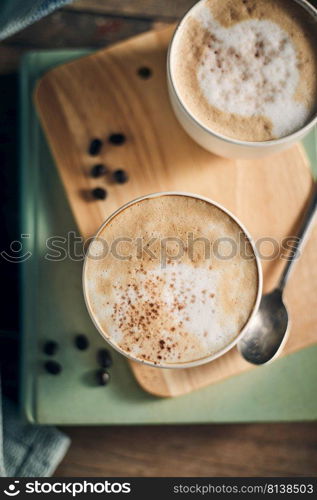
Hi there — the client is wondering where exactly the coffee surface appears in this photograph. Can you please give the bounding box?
[84,195,259,366]
[171,0,317,141]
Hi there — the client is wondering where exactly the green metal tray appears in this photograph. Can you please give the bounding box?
[20,49,317,425]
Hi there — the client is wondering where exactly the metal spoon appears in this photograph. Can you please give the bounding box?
[238,185,317,365]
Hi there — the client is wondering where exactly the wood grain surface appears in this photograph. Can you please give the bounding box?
[35,26,317,397]
[66,0,197,19]
[55,423,317,477]
[1,0,316,478]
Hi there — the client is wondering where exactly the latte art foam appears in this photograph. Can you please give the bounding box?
[196,17,308,138]
[84,195,259,366]
[171,0,317,141]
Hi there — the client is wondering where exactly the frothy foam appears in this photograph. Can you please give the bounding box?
[84,195,259,366]
[106,264,240,363]
[171,0,317,141]
[196,16,308,138]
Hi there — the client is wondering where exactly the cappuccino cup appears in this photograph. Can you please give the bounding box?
[167,0,317,159]
[83,193,262,369]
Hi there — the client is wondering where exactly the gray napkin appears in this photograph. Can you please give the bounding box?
[0,391,70,477]
[0,0,72,40]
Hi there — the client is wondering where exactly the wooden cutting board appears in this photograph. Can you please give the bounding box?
[35,26,317,397]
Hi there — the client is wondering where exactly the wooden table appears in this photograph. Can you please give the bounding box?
[1,0,316,477]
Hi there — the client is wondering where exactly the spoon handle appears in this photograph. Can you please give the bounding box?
[278,184,317,292]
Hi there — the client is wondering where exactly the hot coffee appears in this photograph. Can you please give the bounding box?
[83,194,260,367]
[170,0,317,142]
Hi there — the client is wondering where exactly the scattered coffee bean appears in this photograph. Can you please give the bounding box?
[112,169,128,184]
[97,349,113,368]
[92,187,107,200]
[89,138,102,156]
[43,341,59,356]
[74,334,89,351]
[44,360,62,375]
[137,66,152,79]
[108,133,126,145]
[96,369,111,386]
[91,164,107,178]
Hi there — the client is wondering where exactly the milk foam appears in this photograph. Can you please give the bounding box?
[111,263,238,360]
[193,3,309,138]
[84,195,259,366]
[171,0,317,141]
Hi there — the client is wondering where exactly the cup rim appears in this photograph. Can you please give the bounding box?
[167,0,317,149]
[82,191,263,369]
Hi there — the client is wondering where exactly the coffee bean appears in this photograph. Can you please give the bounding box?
[112,169,128,184]
[43,341,58,356]
[137,67,152,79]
[96,369,110,386]
[88,138,102,156]
[44,361,62,375]
[97,349,113,368]
[74,334,89,351]
[92,187,107,200]
[108,133,126,145]
[91,164,107,178]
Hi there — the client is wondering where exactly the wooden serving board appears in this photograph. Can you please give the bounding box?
[35,26,317,397]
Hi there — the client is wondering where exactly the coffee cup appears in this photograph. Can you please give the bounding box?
[83,192,262,368]
[167,0,317,159]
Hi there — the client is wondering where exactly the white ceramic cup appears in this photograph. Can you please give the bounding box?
[167,0,317,159]
[83,192,263,369]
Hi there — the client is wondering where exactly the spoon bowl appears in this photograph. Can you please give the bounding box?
[238,289,290,365]
[238,184,317,365]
